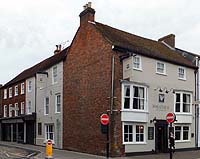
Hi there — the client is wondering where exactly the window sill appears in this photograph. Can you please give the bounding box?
[156,72,167,76]
[175,140,191,143]
[178,78,186,81]
[121,109,148,113]
[175,112,192,115]
[123,142,147,145]
[133,68,143,72]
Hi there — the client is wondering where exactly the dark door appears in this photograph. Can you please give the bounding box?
[26,121,35,144]
[155,120,168,153]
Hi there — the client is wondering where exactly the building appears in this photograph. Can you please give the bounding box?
[63,3,197,156]
[0,46,67,148]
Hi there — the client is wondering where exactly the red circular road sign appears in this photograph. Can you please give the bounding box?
[166,112,176,123]
[47,139,52,145]
[100,114,109,125]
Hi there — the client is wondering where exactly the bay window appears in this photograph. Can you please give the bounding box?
[175,92,191,113]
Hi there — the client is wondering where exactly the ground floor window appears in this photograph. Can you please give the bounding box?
[45,124,54,141]
[174,125,190,142]
[123,123,145,144]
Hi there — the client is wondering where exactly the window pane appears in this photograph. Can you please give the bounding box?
[133,98,138,109]
[124,98,130,109]
[133,87,139,97]
[129,134,133,142]
[136,134,139,141]
[124,125,128,133]
[176,94,180,102]
[140,134,144,142]
[124,134,128,142]
[175,103,180,112]
[183,104,190,112]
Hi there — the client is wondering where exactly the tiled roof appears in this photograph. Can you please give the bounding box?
[94,22,197,69]
[3,47,68,87]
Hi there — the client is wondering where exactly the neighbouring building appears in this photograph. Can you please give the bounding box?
[63,3,198,157]
[0,46,68,148]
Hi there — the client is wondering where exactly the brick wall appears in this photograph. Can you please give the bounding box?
[63,9,123,156]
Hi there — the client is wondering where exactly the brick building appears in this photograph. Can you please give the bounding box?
[63,3,197,157]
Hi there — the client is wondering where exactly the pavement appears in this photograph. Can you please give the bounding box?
[1,141,200,159]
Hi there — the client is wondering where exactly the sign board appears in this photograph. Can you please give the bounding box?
[166,112,176,123]
[100,114,109,125]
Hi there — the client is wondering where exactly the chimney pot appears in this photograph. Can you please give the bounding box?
[88,2,92,8]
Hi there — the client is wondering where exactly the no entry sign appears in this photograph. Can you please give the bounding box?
[166,112,176,123]
[100,114,109,125]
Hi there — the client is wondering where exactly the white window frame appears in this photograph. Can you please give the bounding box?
[178,67,186,80]
[4,89,7,99]
[27,101,32,114]
[133,56,142,70]
[15,103,19,117]
[21,82,25,94]
[156,61,166,75]
[21,102,25,115]
[174,92,192,114]
[4,105,7,117]
[55,94,61,113]
[44,97,49,115]
[122,83,147,111]
[9,87,12,98]
[45,124,54,142]
[174,125,190,142]
[28,81,32,92]
[9,104,12,117]
[52,66,58,84]
[15,85,18,96]
[123,122,146,144]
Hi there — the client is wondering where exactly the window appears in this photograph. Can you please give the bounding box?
[21,102,25,115]
[136,125,144,142]
[9,87,12,98]
[124,124,133,142]
[175,125,190,141]
[52,66,58,84]
[15,103,19,116]
[178,67,186,80]
[123,84,147,111]
[27,101,32,114]
[55,94,61,113]
[156,61,166,74]
[21,83,25,94]
[9,104,12,117]
[4,105,7,117]
[123,123,145,144]
[4,89,7,99]
[44,97,49,115]
[38,123,42,135]
[133,56,142,70]
[28,81,32,92]
[175,92,191,113]
[15,85,18,96]
[45,124,54,141]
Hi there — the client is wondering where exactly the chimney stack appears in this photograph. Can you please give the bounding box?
[79,2,95,27]
[158,34,175,48]
[54,45,62,55]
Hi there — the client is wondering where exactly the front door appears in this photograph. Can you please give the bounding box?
[155,120,168,153]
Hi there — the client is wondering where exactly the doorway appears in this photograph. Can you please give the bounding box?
[155,120,168,153]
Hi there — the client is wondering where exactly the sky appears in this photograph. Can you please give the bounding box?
[0,0,200,84]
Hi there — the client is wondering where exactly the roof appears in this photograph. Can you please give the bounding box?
[3,47,69,88]
[94,22,197,69]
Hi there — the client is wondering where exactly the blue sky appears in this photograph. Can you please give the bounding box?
[0,0,200,84]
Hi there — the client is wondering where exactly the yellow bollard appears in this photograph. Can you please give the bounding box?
[45,139,54,159]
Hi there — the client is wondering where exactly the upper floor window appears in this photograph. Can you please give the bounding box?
[133,56,142,70]
[44,97,49,115]
[4,105,7,117]
[52,66,58,84]
[175,125,190,141]
[178,67,186,80]
[156,61,166,75]
[175,92,191,113]
[9,104,12,117]
[9,87,12,98]
[21,83,25,94]
[55,94,61,113]
[28,81,32,92]
[27,101,32,114]
[123,84,147,111]
[4,89,7,99]
[15,85,18,96]
[123,123,145,144]
[15,103,19,116]
[21,102,25,115]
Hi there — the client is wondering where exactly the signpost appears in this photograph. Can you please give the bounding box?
[100,114,109,159]
[166,112,176,159]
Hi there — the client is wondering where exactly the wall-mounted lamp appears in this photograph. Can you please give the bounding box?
[165,88,175,94]
[150,117,157,123]
[154,87,163,92]
[154,87,175,94]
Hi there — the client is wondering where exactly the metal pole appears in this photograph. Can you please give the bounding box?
[169,123,172,159]
[106,124,109,159]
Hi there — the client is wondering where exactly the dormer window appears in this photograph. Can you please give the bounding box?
[9,87,12,98]
[15,85,18,96]
[4,89,7,99]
